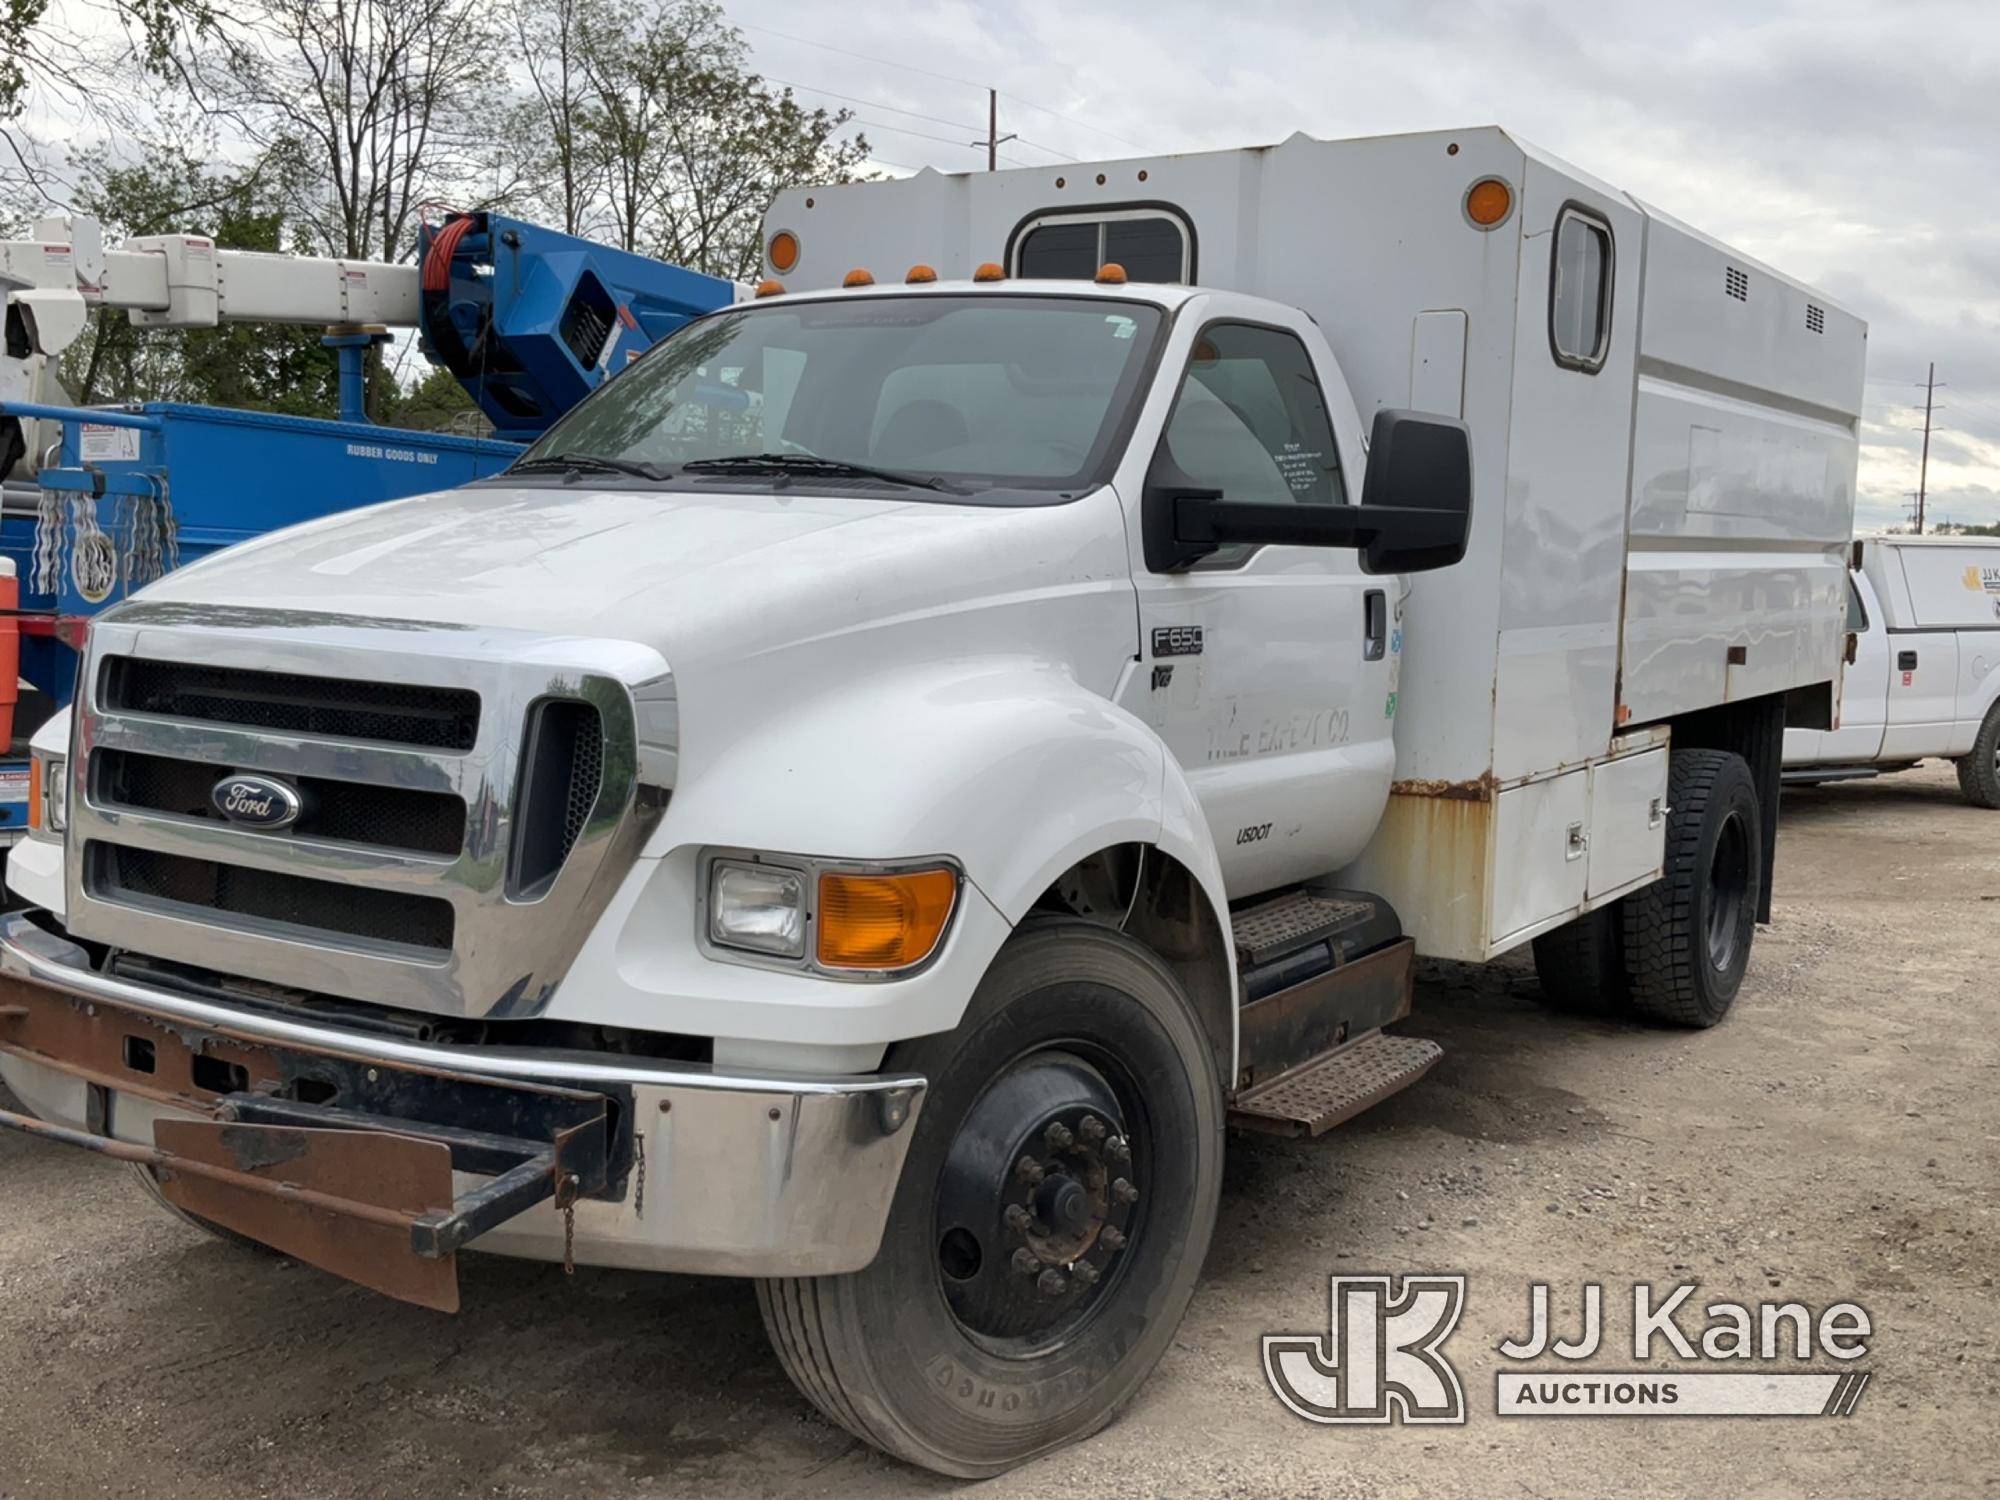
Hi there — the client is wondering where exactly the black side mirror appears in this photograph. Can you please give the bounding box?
[1355,408,1474,573]
[1142,407,1474,574]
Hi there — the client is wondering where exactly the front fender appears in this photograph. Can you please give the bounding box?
[650,657,1178,915]
[556,658,1236,1054]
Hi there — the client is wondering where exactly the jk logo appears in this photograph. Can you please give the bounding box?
[1262,1274,1467,1424]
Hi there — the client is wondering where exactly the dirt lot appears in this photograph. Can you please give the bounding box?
[2,761,1996,1498]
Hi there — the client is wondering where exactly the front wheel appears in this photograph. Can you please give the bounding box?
[757,920,1225,1478]
[1956,700,2000,809]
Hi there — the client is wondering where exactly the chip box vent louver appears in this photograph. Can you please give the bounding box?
[1806,304,1825,334]
[1725,266,1749,301]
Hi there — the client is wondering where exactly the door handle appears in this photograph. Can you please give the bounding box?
[1363,590,1387,661]
[1897,650,1918,672]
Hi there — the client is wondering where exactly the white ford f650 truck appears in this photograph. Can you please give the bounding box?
[0,128,1861,1475]
[1784,536,2000,805]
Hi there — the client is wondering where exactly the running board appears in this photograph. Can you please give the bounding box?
[1229,1031,1442,1138]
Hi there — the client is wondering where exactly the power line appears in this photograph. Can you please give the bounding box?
[996,91,1149,154]
[848,115,987,154]
[738,21,985,90]
[737,20,1145,158]
[764,75,983,135]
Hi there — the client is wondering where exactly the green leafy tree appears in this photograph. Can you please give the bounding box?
[59,135,338,416]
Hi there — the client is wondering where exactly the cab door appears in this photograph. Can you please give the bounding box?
[1117,298,1395,898]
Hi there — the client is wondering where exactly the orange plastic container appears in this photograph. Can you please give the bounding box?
[0,557,18,747]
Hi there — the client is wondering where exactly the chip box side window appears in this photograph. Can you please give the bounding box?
[1012,208,1193,284]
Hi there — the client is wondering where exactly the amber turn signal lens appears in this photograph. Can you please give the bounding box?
[767,230,800,272]
[754,278,786,298]
[26,757,40,831]
[973,262,1006,282]
[817,867,958,970]
[1465,177,1513,227]
[842,267,876,287]
[1094,262,1128,285]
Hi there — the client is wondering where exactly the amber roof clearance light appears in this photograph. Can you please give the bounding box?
[842,267,876,287]
[1094,262,1128,285]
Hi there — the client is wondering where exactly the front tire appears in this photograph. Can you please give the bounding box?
[757,920,1224,1478]
[1622,749,1762,1028]
[1956,701,2000,809]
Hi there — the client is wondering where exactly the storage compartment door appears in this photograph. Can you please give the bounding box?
[1586,747,1667,899]
[1490,768,1589,945]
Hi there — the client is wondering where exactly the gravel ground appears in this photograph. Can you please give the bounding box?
[2,761,1995,1498]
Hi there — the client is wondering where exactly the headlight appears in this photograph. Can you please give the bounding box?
[708,859,806,958]
[29,752,65,836]
[703,850,961,976]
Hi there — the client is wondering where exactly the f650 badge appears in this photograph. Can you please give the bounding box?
[211,774,304,830]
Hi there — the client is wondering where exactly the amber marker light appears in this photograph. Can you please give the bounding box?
[973,262,1006,282]
[1465,177,1514,228]
[906,264,938,283]
[754,279,786,298]
[817,867,958,970]
[843,267,876,287]
[767,229,800,272]
[26,757,40,831]
[1094,262,1128,285]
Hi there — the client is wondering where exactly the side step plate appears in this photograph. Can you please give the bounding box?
[1232,890,1376,969]
[1229,1031,1442,1138]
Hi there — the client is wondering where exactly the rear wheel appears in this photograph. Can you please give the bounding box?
[1955,701,2000,809]
[1622,749,1762,1028]
[757,920,1224,1478]
[1531,902,1631,1015]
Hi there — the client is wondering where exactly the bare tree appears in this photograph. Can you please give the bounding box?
[198,0,512,261]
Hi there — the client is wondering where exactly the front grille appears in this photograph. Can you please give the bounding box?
[102,657,480,751]
[509,699,605,898]
[96,749,467,857]
[90,843,456,955]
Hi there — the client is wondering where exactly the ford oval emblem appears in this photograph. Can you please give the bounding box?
[211,774,304,830]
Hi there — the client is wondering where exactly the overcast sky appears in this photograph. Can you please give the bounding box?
[730,0,2000,532]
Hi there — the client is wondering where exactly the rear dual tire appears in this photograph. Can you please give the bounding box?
[757,920,1223,1478]
[1533,749,1761,1029]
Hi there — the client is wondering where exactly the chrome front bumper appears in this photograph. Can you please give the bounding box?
[0,913,925,1282]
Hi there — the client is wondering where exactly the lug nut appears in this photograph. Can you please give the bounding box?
[1045,1122,1073,1152]
[1100,1226,1127,1251]
[1015,1155,1044,1186]
[1079,1115,1106,1142]
[1037,1269,1068,1298]
[1012,1248,1041,1276]
[1072,1260,1100,1287]
[1113,1177,1140,1205]
[1105,1135,1130,1163]
[1004,1203,1031,1232]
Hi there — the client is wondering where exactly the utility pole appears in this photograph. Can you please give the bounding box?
[1915,362,1938,535]
[977,88,1018,171]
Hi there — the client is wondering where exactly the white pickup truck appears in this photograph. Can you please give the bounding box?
[1784,536,2000,805]
[0,128,1860,1475]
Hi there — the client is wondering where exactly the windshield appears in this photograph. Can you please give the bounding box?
[514,293,1165,499]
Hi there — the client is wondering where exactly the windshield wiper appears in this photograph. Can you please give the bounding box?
[677,452,965,493]
[509,453,674,481]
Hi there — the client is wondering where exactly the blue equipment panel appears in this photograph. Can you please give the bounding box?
[0,403,520,705]
[419,212,738,437]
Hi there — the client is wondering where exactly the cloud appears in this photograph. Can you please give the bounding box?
[738,0,2000,530]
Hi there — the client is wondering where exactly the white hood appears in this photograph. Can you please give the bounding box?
[133,481,1140,712]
